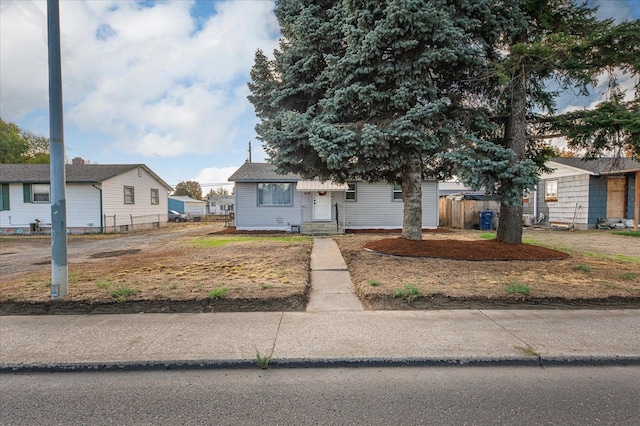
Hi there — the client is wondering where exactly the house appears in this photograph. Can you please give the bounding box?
[524,157,639,230]
[0,161,172,234]
[228,162,438,234]
[168,195,206,218]
[207,194,234,215]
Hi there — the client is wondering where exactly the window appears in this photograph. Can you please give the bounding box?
[124,186,135,204]
[545,180,558,201]
[392,184,403,201]
[345,182,357,201]
[257,183,292,206]
[33,184,50,202]
[0,184,9,210]
[150,188,159,205]
[523,189,531,203]
[23,184,50,203]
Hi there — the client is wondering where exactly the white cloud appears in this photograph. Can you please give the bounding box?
[0,0,278,158]
[192,166,239,188]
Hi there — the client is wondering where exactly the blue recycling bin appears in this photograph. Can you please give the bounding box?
[479,210,494,231]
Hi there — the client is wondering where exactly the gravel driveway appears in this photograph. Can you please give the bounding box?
[0,223,222,279]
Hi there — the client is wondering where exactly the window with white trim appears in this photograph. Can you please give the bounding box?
[345,182,357,201]
[124,186,135,204]
[150,188,159,205]
[257,183,292,206]
[32,184,50,202]
[392,184,403,201]
[545,180,558,201]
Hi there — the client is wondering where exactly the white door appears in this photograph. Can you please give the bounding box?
[313,192,332,221]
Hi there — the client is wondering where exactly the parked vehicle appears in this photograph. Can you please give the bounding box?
[168,210,189,222]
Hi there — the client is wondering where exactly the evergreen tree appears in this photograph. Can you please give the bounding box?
[249,0,501,240]
[453,1,638,243]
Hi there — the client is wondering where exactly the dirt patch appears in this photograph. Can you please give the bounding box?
[90,249,142,259]
[0,223,312,314]
[334,230,640,310]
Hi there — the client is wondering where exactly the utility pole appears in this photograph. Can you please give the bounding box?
[248,141,252,163]
[47,0,68,299]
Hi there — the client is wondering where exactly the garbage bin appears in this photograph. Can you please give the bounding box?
[479,211,494,231]
[30,223,37,232]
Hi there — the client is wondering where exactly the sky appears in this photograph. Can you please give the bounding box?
[1,0,639,192]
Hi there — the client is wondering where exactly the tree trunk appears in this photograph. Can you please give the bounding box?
[401,156,422,241]
[497,66,526,244]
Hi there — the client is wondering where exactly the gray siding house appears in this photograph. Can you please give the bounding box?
[0,162,172,234]
[523,157,639,230]
[228,162,438,233]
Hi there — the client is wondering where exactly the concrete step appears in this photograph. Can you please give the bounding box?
[302,222,343,236]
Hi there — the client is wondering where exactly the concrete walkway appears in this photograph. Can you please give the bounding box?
[1,238,639,372]
[306,238,363,312]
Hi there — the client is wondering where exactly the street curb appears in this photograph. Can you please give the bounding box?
[3,356,640,373]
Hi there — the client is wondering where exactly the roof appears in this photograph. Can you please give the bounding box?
[228,162,300,182]
[169,195,206,204]
[0,164,173,189]
[549,157,640,175]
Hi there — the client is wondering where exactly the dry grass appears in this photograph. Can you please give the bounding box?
[333,229,640,308]
[0,231,312,306]
[1,225,639,312]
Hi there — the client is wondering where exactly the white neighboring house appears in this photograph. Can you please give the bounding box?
[0,162,172,234]
[207,195,234,215]
[228,162,439,234]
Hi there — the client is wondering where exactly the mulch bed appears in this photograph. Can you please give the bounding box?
[364,237,570,261]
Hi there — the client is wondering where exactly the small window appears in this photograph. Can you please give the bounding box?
[257,183,292,206]
[392,184,403,201]
[345,182,357,201]
[545,180,558,201]
[124,186,135,204]
[0,184,9,210]
[150,188,159,205]
[523,189,531,203]
[32,184,50,203]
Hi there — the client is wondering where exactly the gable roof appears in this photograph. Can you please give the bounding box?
[549,157,640,175]
[228,162,300,182]
[0,164,173,189]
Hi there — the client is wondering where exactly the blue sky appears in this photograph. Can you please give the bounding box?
[0,0,638,192]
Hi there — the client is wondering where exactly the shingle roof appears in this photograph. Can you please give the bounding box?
[228,162,301,182]
[549,157,640,174]
[0,164,172,189]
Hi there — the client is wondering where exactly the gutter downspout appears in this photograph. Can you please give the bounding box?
[533,185,538,223]
[92,184,103,232]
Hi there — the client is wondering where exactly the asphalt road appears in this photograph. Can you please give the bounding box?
[2,366,639,425]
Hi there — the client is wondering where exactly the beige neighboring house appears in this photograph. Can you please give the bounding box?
[0,160,172,234]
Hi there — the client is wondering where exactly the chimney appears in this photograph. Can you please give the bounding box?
[72,157,85,165]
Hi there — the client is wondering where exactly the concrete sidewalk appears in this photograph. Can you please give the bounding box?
[1,237,639,372]
[1,310,639,371]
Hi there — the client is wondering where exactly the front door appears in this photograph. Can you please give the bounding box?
[313,192,332,221]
